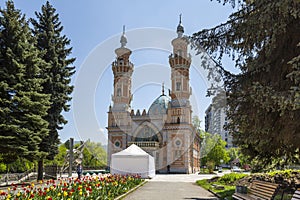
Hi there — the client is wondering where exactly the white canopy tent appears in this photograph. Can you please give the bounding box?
[110,144,155,178]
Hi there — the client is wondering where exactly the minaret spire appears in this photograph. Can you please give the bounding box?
[177,14,184,37]
[162,82,165,95]
[120,25,127,47]
[179,14,182,24]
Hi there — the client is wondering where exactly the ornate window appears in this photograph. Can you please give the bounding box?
[135,125,158,142]
[176,82,181,91]
[174,138,182,147]
[177,117,180,124]
[117,88,121,96]
[114,140,121,148]
[174,150,182,159]
[119,58,124,65]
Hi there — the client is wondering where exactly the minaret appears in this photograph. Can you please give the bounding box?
[166,16,195,174]
[169,15,191,103]
[107,26,134,166]
[168,15,192,124]
[111,26,134,111]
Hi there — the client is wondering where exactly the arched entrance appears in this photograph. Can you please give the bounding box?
[129,122,163,169]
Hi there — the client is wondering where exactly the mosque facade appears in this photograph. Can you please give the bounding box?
[107,19,201,174]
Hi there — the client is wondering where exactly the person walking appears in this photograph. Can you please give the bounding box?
[76,164,83,179]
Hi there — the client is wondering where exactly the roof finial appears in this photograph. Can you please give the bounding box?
[179,13,182,24]
[120,25,127,47]
[177,14,184,37]
[162,82,165,95]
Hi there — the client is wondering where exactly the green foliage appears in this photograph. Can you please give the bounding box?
[8,158,35,173]
[0,174,144,199]
[192,115,202,133]
[0,158,35,173]
[191,0,300,167]
[45,144,68,166]
[196,179,236,200]
[196,173,248,199]
[218,173,248,185]
[200,167,213,174]
[267,169,300,177]
[82,141,107,168]
[201,133,230,166]
[46,141,107,169]
[227,148,239,163]
[0,163,6,172]
[227,148,250,168]
[198,170,300,200]
[196,179,211,190]
[31,1,75,161]
[206,161,216,173]
[0,1,50,164]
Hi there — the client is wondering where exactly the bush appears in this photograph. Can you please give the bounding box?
[207,161,215,174]
[200,167,216,174]
[237,169,300,189]
[218,173,248,185]
[0,163,6,173]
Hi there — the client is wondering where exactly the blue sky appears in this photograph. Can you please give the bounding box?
[0,0,238,144]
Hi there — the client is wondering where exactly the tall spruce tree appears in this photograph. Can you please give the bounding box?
[191,0,300,169]
[0,1,50,164]
[31,1,75,179]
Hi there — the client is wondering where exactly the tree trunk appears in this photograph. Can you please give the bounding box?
[37,159,43,180]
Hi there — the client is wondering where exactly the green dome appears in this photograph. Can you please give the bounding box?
[149,94,170,115]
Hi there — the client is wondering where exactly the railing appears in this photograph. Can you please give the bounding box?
[112,61,134,68]
[0,169,37,186]
[128,141,159,148]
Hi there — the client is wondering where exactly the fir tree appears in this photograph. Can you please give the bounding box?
[0,1,50,164]
[191,0,300,169]
[31,1,75,179]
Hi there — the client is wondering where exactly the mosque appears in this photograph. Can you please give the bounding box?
[107,18,201,174]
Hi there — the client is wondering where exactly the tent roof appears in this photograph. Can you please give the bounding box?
[112,144,149,156]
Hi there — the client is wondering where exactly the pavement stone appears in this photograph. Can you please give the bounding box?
[122,174,219,200]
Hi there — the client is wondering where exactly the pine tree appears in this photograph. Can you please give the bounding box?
[0,1,50,164]
[31,1,75,179]
[191,0,300,168]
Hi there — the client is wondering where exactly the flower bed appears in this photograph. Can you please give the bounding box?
[196,173,249,200]
[0,174,143,200]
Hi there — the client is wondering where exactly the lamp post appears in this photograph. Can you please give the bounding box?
[68,138,74,177]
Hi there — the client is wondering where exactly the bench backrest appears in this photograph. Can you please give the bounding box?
[292,189,300,200]
[248,180,279,200]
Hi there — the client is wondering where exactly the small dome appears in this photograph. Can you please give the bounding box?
[177,23,184,34]
[149,94,170,115]
[120,34,127,47]
[120,25,127,47]
[176,14,184,37]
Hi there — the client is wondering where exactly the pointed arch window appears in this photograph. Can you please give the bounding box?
[176,82,181,91]
[135,125,158,142]
[177,50,183,57]
[119,58,124,65]
[117,88,121,97]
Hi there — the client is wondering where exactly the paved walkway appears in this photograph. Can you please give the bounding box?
[122,174,219,200]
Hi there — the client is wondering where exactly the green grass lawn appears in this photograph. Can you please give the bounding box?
[196,179,236,200]
[196,170,300,200]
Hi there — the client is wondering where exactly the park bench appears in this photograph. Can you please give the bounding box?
[292,188,300,200]
[233,180,279,200]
